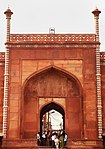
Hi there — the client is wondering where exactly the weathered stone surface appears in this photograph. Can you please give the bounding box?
[0,34,105,148]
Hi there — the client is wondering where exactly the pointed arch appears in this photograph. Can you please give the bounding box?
[40,101,65,116]
[23,65,83,97]
[40,102,65,135]
[22,65,83,139]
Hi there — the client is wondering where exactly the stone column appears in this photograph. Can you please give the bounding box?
[92,8,102,139]
[3,8,13,139]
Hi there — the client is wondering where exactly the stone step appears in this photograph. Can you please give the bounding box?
[38,147,67,149]
[1,147,66,148]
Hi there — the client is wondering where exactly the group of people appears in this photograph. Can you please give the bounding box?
[37,130,68,149]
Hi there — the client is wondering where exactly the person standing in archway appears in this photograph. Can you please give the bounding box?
[59,133,64,149]
[54,136,60,149]
[64,133,68,146]
[52,132,56,148]
[37,132,40,146]
[42,131,46,146]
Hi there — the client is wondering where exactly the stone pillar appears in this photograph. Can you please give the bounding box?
[92,8,102,139]
[3,7,13,139]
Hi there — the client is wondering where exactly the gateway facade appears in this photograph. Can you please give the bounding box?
[0,8,105,148]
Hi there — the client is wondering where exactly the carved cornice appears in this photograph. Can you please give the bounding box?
[6,43,98,49]
[10,34,96,42]
[4,34,100,49]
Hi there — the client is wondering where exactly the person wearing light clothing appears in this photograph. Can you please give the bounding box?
[54,136,59,149]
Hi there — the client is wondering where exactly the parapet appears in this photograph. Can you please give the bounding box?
[10,34,96,43]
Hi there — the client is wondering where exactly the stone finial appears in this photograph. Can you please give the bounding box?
[92,7,101,17]
[92,7,101,41]
[4,7,13,19]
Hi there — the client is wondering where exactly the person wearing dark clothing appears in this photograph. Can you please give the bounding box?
[37,132,40,146]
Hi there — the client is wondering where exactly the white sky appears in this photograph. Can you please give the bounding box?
[0,0,105,51]
[48,110,63,130]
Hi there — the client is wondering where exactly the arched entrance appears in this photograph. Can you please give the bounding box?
[22,66,83,139]
[40,102,65,135]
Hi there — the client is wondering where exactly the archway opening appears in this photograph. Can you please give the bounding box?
[23,66,82,140]
[42,110,63,131]
[40,102,65,146]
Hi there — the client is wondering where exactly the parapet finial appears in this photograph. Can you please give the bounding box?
[4,7,13,19]
[92,7,101,17]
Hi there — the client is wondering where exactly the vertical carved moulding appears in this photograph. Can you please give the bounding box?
[3,8,13,139]
[92,8,102,139]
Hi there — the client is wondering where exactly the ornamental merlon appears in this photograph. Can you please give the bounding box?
[9,34,97,44]
[0,52,5,61]
[100,52,105,63]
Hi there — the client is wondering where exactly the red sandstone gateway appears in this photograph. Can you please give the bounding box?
[0,7,105,149]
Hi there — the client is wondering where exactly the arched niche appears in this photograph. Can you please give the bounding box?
[22,66,83,139]
[24,66,82,100]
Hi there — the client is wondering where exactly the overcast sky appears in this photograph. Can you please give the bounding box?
[0,0,105,51]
